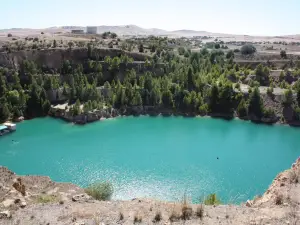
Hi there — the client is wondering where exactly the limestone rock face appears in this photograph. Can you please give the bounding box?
[72,194,91,202]
[0,210,11,219]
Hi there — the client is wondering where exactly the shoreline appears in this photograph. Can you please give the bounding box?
[48,106,300,127]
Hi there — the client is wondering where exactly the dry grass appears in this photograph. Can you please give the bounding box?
[181,194,193,220]
[274,193,283,205]
[35,194,60,204]
[119,212,124,221]
[289,168,299,184]
[169,206,181,222]
[133,213,142,224]
[153,211,162,223]
[196,204,204,220]
[93,214,101,225]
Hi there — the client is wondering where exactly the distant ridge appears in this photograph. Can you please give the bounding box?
[1,25,300,40]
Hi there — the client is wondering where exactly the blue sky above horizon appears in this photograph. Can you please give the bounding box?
[1,0,299,36]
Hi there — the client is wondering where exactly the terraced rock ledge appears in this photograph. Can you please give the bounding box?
[0,158,299,225]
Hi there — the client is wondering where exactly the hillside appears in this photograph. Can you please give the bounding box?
[1,25,300,42]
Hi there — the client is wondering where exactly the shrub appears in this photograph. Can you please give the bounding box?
[283,88,293,106]
[119,212,124,221]
[181,194,193,220]
[237,99,248,118]
[36,195,59,204]
[234,83,240,89]
[289,168,299,183]
[275,193,283,205]
[226,50,234,59]
[196,204,204,219]
[153,211,162,223]
[267,87,273,96]
[85,181,113,201]
[7,33,12,37]
[169,209,181,222]
[178,47,185,55]
[199,104,208,115]
[280,50,287,59]
[133,213,142,223]
[233,48,240,53]
[263,108,275,118]
[204,193,221,205]
[241,44,256,55]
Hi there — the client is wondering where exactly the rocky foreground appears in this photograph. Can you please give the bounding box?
[0,159,300,225]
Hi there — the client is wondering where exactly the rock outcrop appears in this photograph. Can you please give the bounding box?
[0,48,148,70]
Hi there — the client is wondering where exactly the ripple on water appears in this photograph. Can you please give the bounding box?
[0,116,299,203]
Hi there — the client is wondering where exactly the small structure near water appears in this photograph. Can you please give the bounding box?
[0,122,16,136]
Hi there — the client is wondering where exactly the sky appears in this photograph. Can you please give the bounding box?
[0,0,299,36]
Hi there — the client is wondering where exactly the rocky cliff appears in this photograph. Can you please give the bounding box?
[0,48,148,70]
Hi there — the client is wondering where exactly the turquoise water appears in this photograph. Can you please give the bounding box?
[0,116,300,203]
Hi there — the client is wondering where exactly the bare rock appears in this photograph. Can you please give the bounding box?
[2,199,14,208]
[246,200,253,207]
[20,201,26,208]
[0,210,11,219]
[72,194,91,202]
[12,178,26,196]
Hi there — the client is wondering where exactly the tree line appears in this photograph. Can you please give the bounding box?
[1,47,300,122]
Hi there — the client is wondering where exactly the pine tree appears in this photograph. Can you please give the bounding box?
[248,87,263,118]
[0,103,10,122]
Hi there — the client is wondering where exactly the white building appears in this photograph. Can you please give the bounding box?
[86,26,98,34]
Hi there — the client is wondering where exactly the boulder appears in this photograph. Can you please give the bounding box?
[246,200,253,207]
[2,199,14,208]
[12,178,26,196]
[72,194,91,202]
[20,201,26,208]
[0,210,11,219]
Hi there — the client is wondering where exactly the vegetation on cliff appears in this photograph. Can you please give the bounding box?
[1,41,300,123]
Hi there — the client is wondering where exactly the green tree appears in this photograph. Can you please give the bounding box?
[161,90,173,108]
[297,88,300,106]
[138,44,144,53]
[187,67,195,91]
[241,44,256,55]
[283,88,293,106]
[72,99,81,116]
[0,103,10,122]
[280,50,287,59]
[248,87,263,118]
[131,89,142,106]
[150,88,161,106]
[42,100,51,115]
[208,84,219,112]
[53,39,57,48]
[226,50,234,59]
[178,47,186,55]
[237,98,248,117]
[7,90,20,105]
[68,41,74,49]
